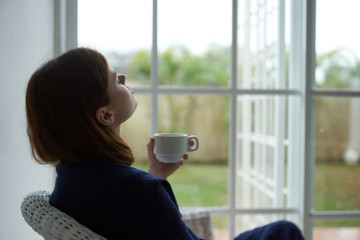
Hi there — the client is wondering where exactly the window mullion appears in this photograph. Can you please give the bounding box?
[273,0,287,211]
[55,0,66,55]
[66,0,77,51]
[229,0,238,238]
[151,0,158,135]
[57,0,78,55]
[303,0,317,239]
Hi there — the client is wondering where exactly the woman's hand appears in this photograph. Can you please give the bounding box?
[147,138,187,179]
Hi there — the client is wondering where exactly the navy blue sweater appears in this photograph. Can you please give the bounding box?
[50,163,201,240]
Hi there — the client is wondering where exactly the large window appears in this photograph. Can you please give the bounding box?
[59,0,360,239]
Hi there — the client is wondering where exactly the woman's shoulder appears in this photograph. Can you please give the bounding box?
[122,164,170,189]
[56,162,167,189]
[114,164,173,195]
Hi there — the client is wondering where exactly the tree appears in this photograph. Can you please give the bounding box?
[316,48,360,89]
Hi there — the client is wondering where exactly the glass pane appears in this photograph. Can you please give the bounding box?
[158,95,229,207]
[314,220,360,240]
[315,97,360,211]
[158,0,231,87]
[78,0,152,87]
[316,0,360,89]
[237,0,291,89]
[122,95,151,162]
[236,96,300,208]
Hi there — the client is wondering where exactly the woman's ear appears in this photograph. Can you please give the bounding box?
[95,107,115,126]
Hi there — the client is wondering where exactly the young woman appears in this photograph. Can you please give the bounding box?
[26,48,303,240]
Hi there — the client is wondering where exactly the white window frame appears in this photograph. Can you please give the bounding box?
[57,0,360,239]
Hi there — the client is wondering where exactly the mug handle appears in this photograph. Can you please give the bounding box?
[187,135,199,152]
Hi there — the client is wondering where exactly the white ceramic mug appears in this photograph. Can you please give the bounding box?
[153,133,199,163]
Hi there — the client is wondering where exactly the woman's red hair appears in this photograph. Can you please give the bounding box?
[26,48,134,166]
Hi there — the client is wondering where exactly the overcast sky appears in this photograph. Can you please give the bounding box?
[78,0,360,58]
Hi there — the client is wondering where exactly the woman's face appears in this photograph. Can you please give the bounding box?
[106,66,137,131]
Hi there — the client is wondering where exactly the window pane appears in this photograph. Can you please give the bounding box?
[315,97,360,211]
[316,0,360,89]
[236,96,300,208]
[78,0,152,87]
[313,220,360,240]
[158,0,231,87]
[158,95,229,207]
[237,0,291,89]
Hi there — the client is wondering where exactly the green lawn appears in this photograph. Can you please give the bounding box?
[314,163,360,227]
[315,163,360,211]
[134,162,360,227]
[134,162,228,206]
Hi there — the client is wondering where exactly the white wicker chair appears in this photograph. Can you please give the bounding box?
[181,208,214,240]
[21,191,107,240]
[21,191,214,240]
